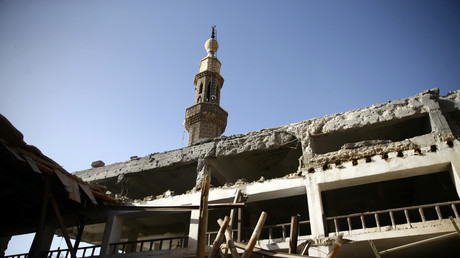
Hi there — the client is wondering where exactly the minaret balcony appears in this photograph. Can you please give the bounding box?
[194,70,224,87]
[185,102,228,131]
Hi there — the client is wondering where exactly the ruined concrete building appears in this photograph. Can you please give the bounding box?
[71,87,460,257]
[2,29,460,257]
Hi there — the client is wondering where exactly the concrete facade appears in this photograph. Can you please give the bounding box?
[72,88,460,257]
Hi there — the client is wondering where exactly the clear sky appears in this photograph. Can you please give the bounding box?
[1,0,459,254]
[1,0,459,174]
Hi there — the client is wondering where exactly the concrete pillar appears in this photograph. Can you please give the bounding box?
[429,110,453,139]
[187,209,201,250]
[306,179,325,238]
[100,213,124,257]
[450,160,460,199]
[305,178,330,257]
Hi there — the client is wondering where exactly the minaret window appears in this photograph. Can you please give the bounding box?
[206,83,211,102]
[197,96,202,103]
[199,83,203,94]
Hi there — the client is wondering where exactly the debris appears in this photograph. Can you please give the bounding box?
[91,160,105,168]
[235,178,247,185]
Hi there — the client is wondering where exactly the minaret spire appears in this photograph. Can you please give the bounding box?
[211,25,216,39]
[184,27,228,146]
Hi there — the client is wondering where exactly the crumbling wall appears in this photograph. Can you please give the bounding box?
[75,89,460,200]
[439,90,460,137]
[279,88,455,170]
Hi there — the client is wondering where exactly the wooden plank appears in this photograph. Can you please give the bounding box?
[210,216,230,258]
[229,189,241,228]
[326,234,344,258]
[196,173,211,258]
[241,211,267,258]
[234,242,320,258]
[49,188,76,258]
[79,183,98,205]
[289,215,300,254]
[300,240,312,255]
[224,189,241,256]
[237,203,243,242]
[218,218,240,258]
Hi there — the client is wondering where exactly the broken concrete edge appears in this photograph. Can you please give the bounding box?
[73,88,460,200]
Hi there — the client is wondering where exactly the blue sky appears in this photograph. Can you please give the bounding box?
[1,0,459,254]
[1,1,459,174]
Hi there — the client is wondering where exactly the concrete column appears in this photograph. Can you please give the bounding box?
[306,179,325,238]
[429,110,452,136]
[450,160,460,198]
[306,178,330,257]
[187,209,201,250]
[100,213,124,257]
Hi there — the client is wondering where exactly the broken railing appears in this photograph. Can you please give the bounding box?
[30,236,187,258]
[326,200,460,234]
[109,236,188,254]
[47,245,102,258]
[206,220,311,244]
[5,245,102,258]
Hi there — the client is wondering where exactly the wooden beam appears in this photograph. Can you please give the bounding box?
[218,218,240,258]
[224,189,241,256]
[326,234,344,258]
[234,242,320,258]
[229,190,241,228]
[300,240,312,255]
[49,190,76,258]
[196,173,211,258]
[241,211,267,258]
[74,223,85,250]
[29,177,50,258]
[237,202,243,242]
[210,216,230,258]
[289,215,300,254]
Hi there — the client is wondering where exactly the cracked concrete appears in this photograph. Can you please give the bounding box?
[75,89,459,200]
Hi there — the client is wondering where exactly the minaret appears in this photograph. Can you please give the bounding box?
[185,26,228,146]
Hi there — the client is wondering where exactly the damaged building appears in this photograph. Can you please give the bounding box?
[2,29,460,257]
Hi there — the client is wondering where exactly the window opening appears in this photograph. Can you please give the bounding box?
[206,83,211,102]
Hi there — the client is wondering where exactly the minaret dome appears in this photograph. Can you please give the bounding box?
[205,26,219,57]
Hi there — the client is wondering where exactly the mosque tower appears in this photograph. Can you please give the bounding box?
[185,26,228,146]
